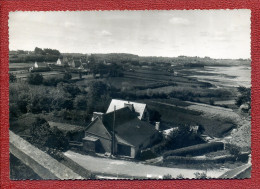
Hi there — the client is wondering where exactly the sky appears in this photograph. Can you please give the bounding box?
[9,10,251,59]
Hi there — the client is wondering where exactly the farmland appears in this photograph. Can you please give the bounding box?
[9,55,251,178]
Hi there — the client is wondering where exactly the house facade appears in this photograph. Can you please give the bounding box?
[84,107,158,158]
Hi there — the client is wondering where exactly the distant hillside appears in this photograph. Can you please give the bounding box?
[9,48,250,66]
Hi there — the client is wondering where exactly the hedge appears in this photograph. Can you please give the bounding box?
[164,155,236,164]
[163,142,224,157]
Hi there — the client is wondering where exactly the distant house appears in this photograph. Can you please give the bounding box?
[48,121,85,142]
[84,107,158,158]
[56,58,65,66]
[106,99,149,121]
[29,62,50,72]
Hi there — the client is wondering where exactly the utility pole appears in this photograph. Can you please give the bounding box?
[112,105,116,156]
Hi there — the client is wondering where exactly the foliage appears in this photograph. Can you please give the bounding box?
[236,86,251,112]
[30,117,69,151]
[194,172,208,179]
[73,95,88,110]
[28,73,43,85]
[57,83,81,97]
[86,81,111,112]
[9,103,21,118]
[63,72,72,81]
[148,109,161,123]
[209,98,215,105]
[43,77,63,86]
[176,174,184,179]
[9,73,17,82]
[226,143,241,157]
[163,174,172,179]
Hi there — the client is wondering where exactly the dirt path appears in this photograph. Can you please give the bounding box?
[64,151,228,179]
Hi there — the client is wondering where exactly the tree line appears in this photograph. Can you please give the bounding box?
[9,47,61,63]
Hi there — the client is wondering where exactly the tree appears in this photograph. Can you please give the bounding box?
[28,73,43,85]
[43,48,60,56]
[149,109,161,122]
[34,47,44,55]
[73,95,87,110]
[236,86,251,112]
[58,83,81,97]
[17,93,30,113]
[30,118,53,147]
[87,81,111,112]
[9,73,17,82]
[30,118,69,151]
[63,72,72,81]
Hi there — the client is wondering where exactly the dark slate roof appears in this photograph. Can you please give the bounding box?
[102,107,157,147]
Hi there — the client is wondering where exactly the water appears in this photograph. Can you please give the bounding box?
[189,65,251,88]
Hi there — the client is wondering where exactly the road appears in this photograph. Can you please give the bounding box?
[64,151,227,179]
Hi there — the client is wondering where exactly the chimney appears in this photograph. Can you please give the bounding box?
[155,122,160,130]
[92,112,103,121]
[124,103,134,112]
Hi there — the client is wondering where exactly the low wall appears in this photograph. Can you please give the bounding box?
[9,131,83,180]
[163,142,224,157]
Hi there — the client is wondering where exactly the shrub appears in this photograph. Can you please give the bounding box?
[163,174,172,179]
[194,172,208,179]
[43,77,63,86]
[226,143,241,157]
[209,98,215,105]
[176,174,184,179]
[137,149,157,161]
[9,73,17,82]
[28,73,43,85]
[30,117,69,151]
[63,72,72,81]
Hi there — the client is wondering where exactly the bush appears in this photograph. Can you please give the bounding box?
[209,98,215,105]
[137,149,157,161]
[194,172,208,179]
[226,143,241,157]
[30,117,69,151]
[28,73,43,85]
[9,73,17,82]
[163,174,172,179]
[43,77,63,86]
[63,72,72,81]
[176,174,184,179]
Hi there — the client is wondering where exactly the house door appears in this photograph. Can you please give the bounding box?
[117,144,131,156]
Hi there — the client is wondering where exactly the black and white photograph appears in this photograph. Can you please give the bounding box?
[9,10,251,180]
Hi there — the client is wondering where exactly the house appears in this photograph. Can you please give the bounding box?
[48,121,85,142]
[106,99,149,121]
[29,62,50,72]
[84,107,159,158]
[56,58,66,66]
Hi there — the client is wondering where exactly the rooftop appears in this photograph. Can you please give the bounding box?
[106,99,147,120]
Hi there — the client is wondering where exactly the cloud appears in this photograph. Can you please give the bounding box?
[169,17,190,25]
[100,30,112,37]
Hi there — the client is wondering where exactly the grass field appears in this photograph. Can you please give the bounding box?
[141,99,237,137]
